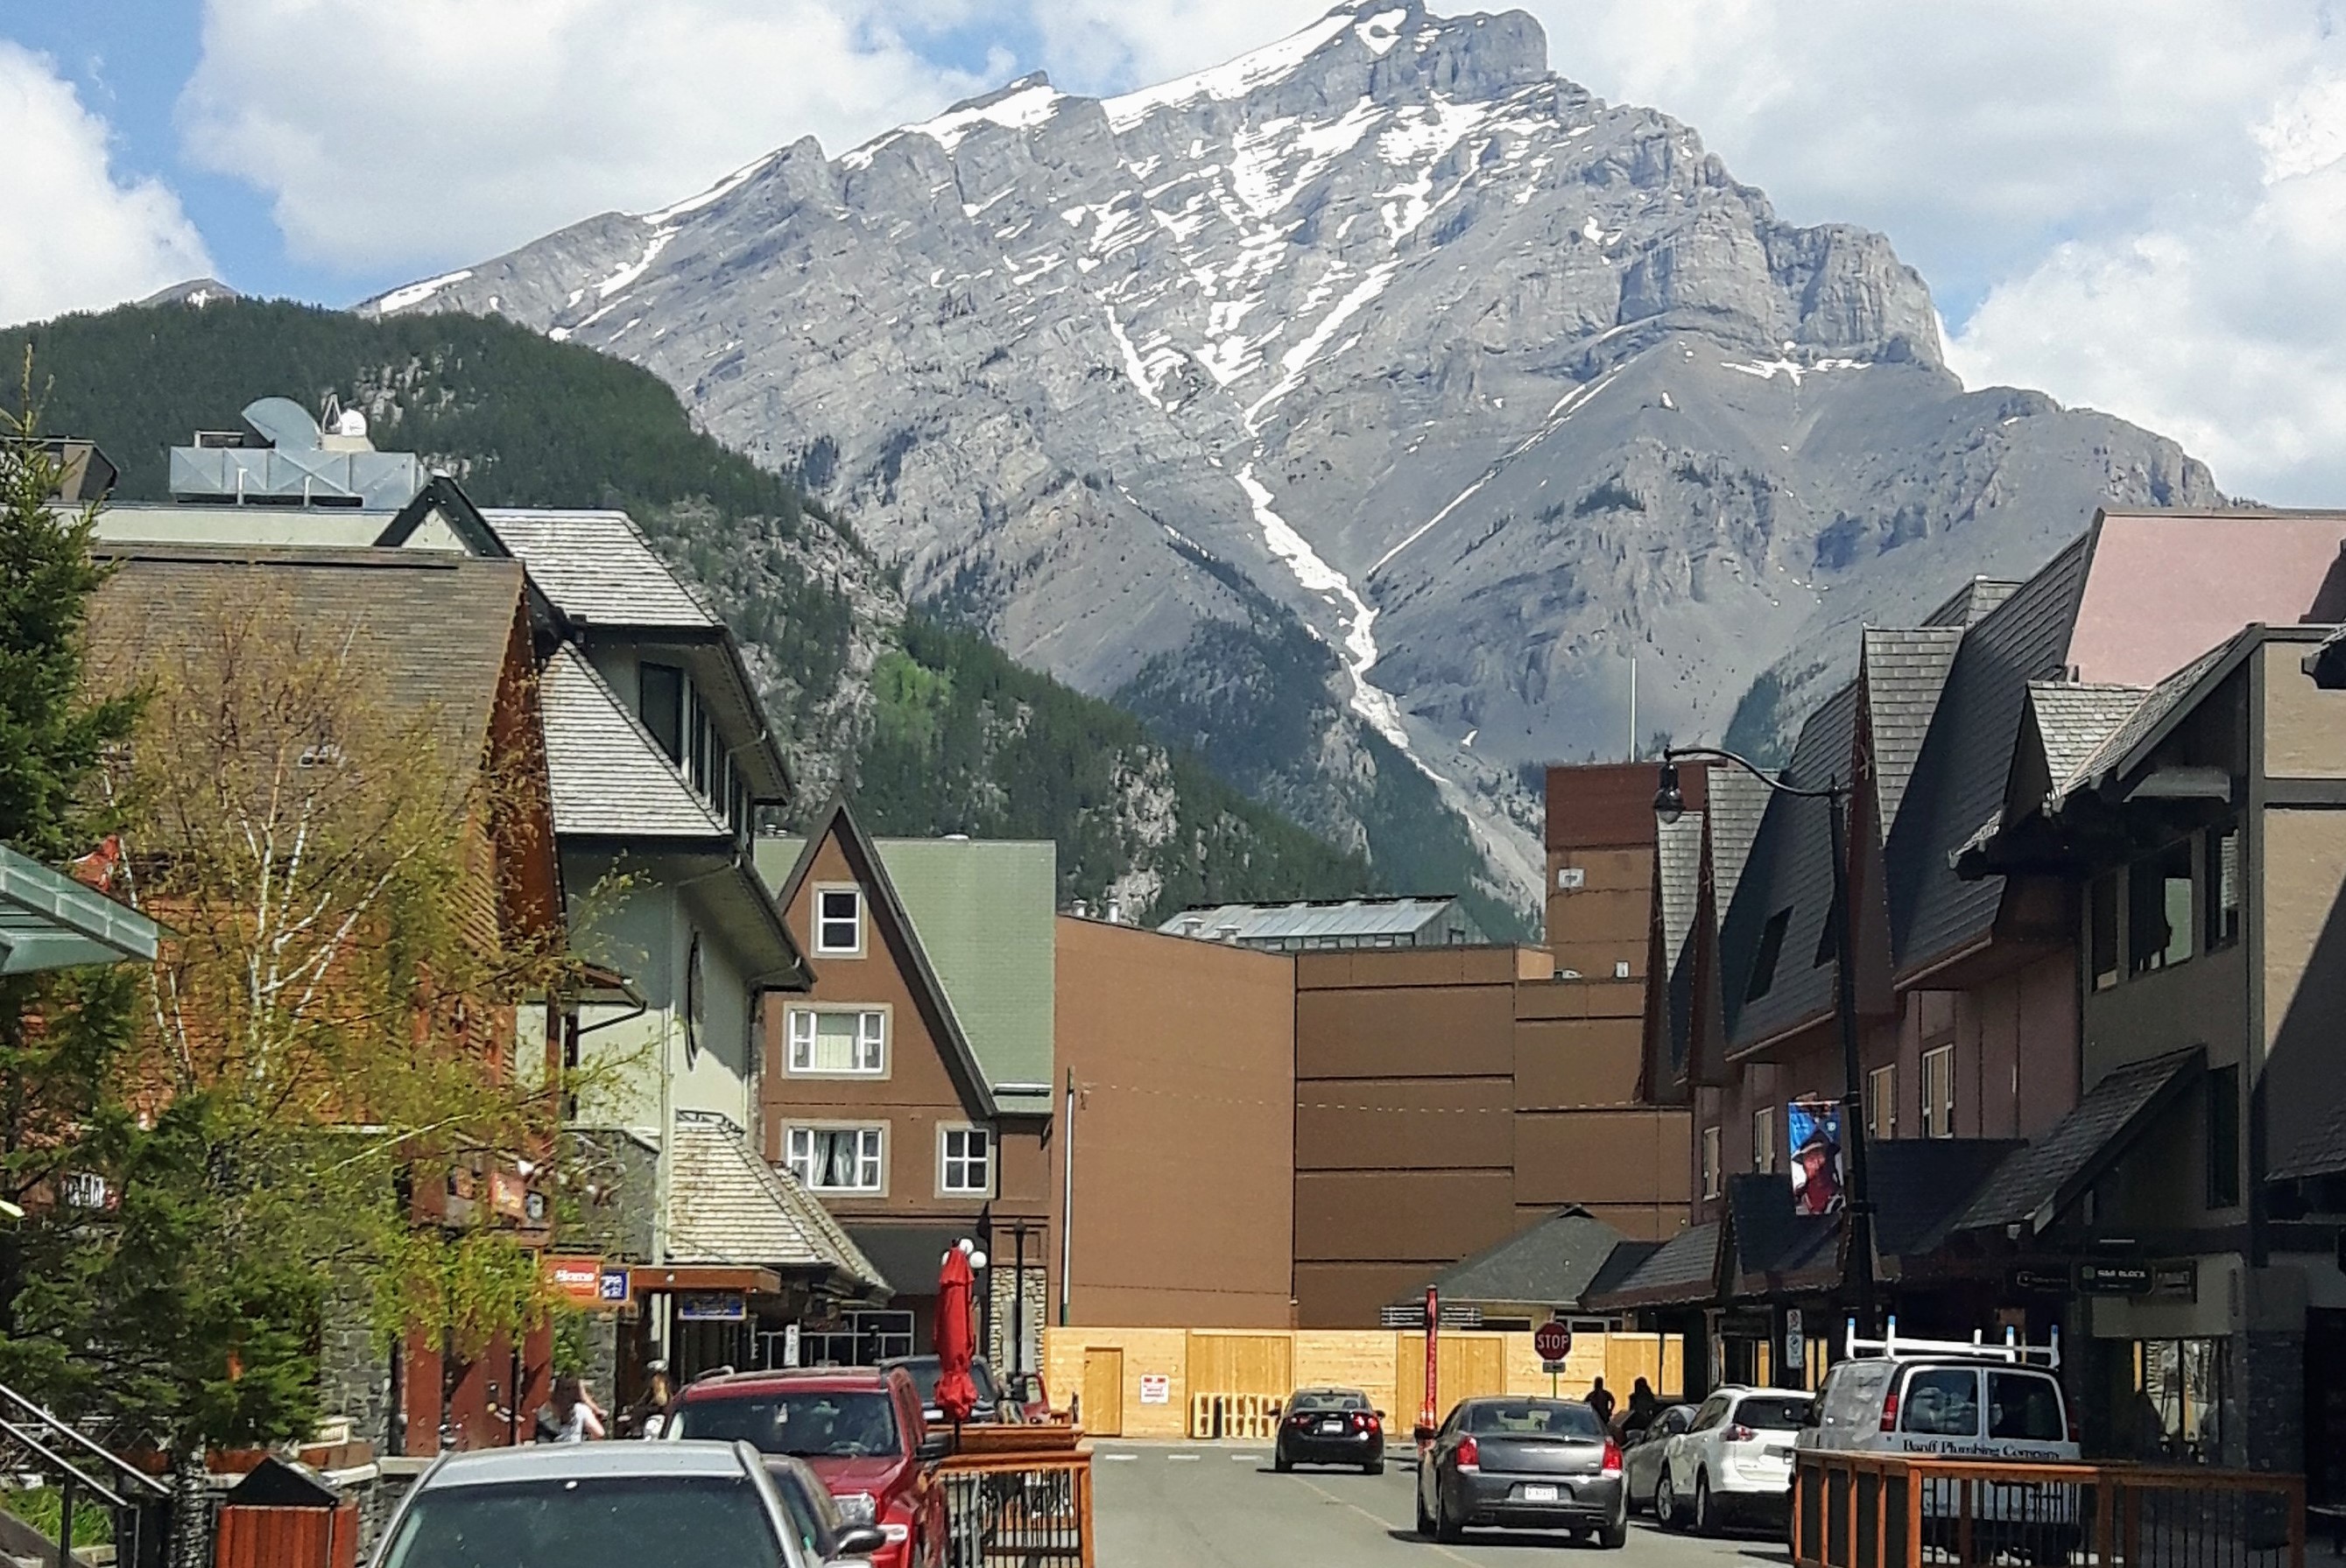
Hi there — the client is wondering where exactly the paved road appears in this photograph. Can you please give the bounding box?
[1093,1440,1795,1568]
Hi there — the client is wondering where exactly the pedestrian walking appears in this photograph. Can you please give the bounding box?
[1624,1376,1658,1434]
[624,1361,674,1438]
[534,1375,607,1443]
[1585,1376,1616,1428]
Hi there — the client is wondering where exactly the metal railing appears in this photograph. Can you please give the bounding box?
[1793,1452,2305,1568]
[933,1424,1095,1568]
[0,1377,173,1567]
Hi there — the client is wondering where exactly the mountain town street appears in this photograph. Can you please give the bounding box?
[1095,1440,1778,1568]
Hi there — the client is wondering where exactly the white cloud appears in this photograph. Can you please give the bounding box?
[0,43,210,327]
[179,0,998,275]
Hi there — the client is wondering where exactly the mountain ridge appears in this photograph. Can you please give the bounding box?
[364,0,2220,909]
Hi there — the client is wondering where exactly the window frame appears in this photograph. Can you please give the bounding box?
[785,1123,887,1194]
[1920,1043,1955,1139]
[1753,1104,1778,1174]
[2128,840,2194,976]
[938,1123,994,1198]
[813,883,866,958]
[1746,909,1792,1002]
[784,1004,889,1078]
[1701,1125,1723,1199]
[1867,1063,1898,1143]
[639,662,687,764]
[2204,824,2242,953]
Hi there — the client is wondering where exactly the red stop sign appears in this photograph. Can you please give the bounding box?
[1533,1320,1572,1361]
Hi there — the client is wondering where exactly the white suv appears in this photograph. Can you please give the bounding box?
[1656,1385,1814,1534]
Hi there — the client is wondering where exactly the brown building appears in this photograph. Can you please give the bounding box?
[1053,916,1296,1328]
[1548,762,1673,983]
[759,802,1053,1361]
[1292,942,1689,1327]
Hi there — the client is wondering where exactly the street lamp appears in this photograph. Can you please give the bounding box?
[1654,747,1877,1339]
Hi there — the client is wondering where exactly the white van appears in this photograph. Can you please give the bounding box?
[1796,1319,2080,1558]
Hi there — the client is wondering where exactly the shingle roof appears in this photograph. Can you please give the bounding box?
[1705,770,1772,915]
[1868,1139,2026,1261]
[1403,1206,1628,1309]
[1725,1173,1837,1288]
[1883,534,2095,972]
[1862,627,1964,835]
[482,509,719,629]
[540,645,729,839]
[1583,1221,1719,1310]
[1954,1048,2204,1234]
[665,1111,884,1288]
[2050,638,2237,806]
[1656,814,1705,972]
[1723,683,1860,1047]
[1925,578,2023,629]
[2272,1099,2346,1182]
[2025,681,2152,789]
[90,544,526,764]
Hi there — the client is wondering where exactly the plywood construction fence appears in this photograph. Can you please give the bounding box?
[1045,1327,1684,1440]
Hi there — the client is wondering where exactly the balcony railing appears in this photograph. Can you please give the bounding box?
[934,1424,1095,1568]
[1793,1451,2305,1568]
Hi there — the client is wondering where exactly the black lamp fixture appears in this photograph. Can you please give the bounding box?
[1652,745,1878,1342]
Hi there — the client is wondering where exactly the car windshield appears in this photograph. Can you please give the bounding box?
[380,1475,786,1568]
[673,1390,902,1458]
[1290,1392,1367,1413]
[1466,1402,1603,1438]
[1735,1396,1813,1431]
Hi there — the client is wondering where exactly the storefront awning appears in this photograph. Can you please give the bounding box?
[845,1225,982,1297]
[1953,1047,2204,1238]
[0,846,160,974]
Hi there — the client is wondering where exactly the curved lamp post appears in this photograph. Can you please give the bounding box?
[1655,748,1877,1340]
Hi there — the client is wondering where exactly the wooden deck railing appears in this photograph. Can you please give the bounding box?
[1792,1451,2304,1568]
[933,1424,1096,1568]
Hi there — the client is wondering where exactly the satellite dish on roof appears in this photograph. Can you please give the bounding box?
[241,397,323,451]
[335,408,369,439]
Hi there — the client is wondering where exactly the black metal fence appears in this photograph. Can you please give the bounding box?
[935,1431,1094,1568]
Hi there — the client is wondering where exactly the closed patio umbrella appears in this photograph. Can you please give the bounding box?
[935,1241,980,1426]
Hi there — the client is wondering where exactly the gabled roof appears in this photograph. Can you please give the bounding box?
[1861,627,1964,835]
[2049,636,2243,808]
[2025,681,2153,790]
[1400,1206,1628,1310]
[1724,1173,1837,1294]
[766,800,1000,1120]
[1705,769,1772,913]
[480,509,720,630]
[1867,1138,2026,1264]
[540,645,729,840]
[1954,1047,2204,1235]
[877,837,1057,1110]
[1722,683,1860,1047]
[666,1111,885,1293]
[1925,577,2022,628]
[2272,1098,2346,1183]
[1582,1221,1720,1311]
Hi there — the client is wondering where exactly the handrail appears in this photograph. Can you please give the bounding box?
[0,1378,170,1498]
[0,1417,134,1513]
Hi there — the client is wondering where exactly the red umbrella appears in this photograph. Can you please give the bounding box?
[934,1242,979,1425]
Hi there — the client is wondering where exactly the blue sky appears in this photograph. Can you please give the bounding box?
[7,0,2346,500]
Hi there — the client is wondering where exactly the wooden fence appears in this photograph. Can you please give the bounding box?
[1042,1326,1682,1440]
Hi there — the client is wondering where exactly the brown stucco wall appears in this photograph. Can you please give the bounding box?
[1053,917,1296,1328]
[2259,808,2346,1184]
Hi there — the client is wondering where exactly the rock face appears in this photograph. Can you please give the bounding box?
[367,0,2219,911]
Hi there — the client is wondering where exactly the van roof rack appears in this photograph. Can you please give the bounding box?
[1842,1314,2060,1369]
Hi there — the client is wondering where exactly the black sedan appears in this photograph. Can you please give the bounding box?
[1274,1388,1386,1474]
[1414,1396,1627,1547]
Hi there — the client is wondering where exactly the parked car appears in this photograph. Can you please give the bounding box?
[1413,1396,1627,1548]
[370,1438,818,1568]
[996,1368,1054,1424]
[764,1452,895,1566]
[668,1367,948,1568]
[1655,1385,1812,1534]
[1622,1404,1695,1515]
[1274,1388,1385,1474]
[1798,1322,2078,1560]
[880,1354,1011,1424]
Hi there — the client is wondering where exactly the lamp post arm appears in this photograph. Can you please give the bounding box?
[1661,746,1845,803]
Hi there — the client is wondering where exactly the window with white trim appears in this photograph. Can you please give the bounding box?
[1701,1126,1723,1199]
[786,1008,886,1075]
[940,1126,992,1196]
[786,1126,884,1192]
[1752,1105,1777,1173]
[815,886,863,955]
[1921,1044,1955,1138]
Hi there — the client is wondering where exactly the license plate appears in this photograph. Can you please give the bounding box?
[1321,1421,1344,1433]
[1522,1485,1560,1502]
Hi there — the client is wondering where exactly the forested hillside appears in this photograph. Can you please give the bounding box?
[6,298,1372,919]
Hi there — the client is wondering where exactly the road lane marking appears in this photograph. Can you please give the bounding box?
[1229,1453,1260,1461]
[1102,1453,1138,1461]
[1167,1452,1201,1462]
[1288,1473,1481,1567]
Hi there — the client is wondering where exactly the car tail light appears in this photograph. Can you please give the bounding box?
[1352,1411,1380,1431]
[1878,1391,1899,1433]
[1457,1436,1480,1472]
[1726,1424,1756,1444]
[1602,1439,1624,1478]
[1365,1413,1382,1432]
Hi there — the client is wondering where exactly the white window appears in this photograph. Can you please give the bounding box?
[1921,1044,1955,1138]
[1868,1064,1898,1143]
[1753,1106,1777,1173]
[814,886,863,955]
[940,1126,993,1196]
[786,1126,884,1192]
[786,1008,886,1075]
[1701,1126,1723,1199]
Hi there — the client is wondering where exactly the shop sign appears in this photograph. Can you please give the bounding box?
[1139,1375,1171,1405]
[2076,1262,2154,1297]
[543,1255,604,1307]
[2150,1261,2198,1301]
[678,1291,746,1322]
[597,1267,632,1306]
[783,1324,801,1368]
[2010,1268,2071,1296]
[1785,1309,1805,1372]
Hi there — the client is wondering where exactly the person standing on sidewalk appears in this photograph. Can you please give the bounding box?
[535,1375,607,1443]
[1585,1377,1616,1429]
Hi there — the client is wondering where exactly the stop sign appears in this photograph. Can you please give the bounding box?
[1533,1320,1573,1361]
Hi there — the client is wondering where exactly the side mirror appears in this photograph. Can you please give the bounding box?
[916,1434,953,1463]
[835,1525,888,1556]
[1373,1410,1386,1421]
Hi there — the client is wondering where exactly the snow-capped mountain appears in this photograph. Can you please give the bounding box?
[368,0,2216,912]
